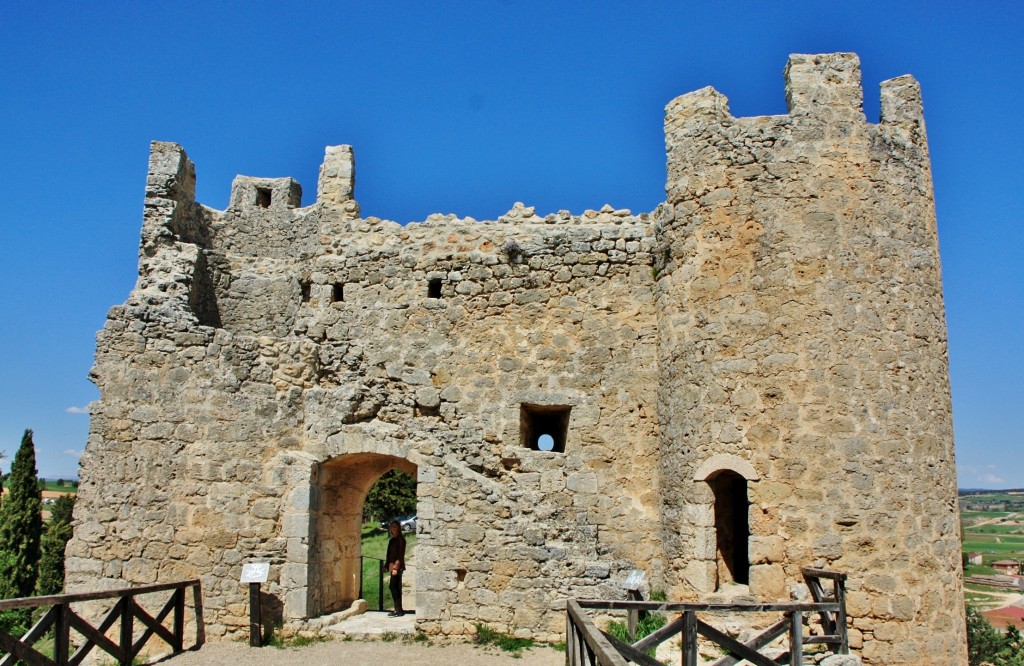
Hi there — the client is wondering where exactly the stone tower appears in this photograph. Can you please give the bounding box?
[67,53,965,664]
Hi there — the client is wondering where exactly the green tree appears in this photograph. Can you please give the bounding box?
[36,494,75,596]
[363,470,416,523]
[0,430,43,599]
[49,494,74,526]
[0,550,29,640]
[967,606,1024,666]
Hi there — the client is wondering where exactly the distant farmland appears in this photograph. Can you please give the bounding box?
[959,490,1024,610]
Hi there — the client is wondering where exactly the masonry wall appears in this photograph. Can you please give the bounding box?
[67,52,965,665]
[68,139,663,640]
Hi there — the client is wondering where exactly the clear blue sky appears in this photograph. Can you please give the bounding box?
[0,2,1020,488]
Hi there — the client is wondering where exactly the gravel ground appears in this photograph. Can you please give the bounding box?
[156,638,564,666]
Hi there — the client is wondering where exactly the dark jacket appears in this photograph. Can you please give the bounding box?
[386,534,406,573]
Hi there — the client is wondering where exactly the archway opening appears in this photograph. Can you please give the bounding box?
[709,470,749,587]
[309,453,416,617]
[363,469,417,612]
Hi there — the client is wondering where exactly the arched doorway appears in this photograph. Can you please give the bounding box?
[692,454,758,591]
[708,470,749,586]
[308,452,417,616]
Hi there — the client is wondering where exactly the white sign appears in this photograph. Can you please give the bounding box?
[240,562,270,584]
[622,569,646,591]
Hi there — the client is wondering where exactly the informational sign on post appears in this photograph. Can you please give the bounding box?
[240,562,270,584]
[240,563,270,647]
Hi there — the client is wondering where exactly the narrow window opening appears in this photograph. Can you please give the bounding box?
[300,281,311,303]
[256,187,272,208]
[520,404,571,453]
[427,278,442,298]
[332,283,344,303]
[710,470,749,587]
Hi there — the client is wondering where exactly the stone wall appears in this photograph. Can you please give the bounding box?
[67,53,965,664]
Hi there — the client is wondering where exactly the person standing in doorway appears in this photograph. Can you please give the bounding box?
[386,520,407,617]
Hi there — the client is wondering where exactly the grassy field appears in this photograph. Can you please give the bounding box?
[971,524,1024,534]
[963,510,1015,519]
[359,523,416,611]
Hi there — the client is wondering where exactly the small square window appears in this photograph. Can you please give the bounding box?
[427,278,442,298]
[332,283,344,302]
[520,404,571,453]
[256,187,272,208]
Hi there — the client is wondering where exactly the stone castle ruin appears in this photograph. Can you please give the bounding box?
[67,53,966,664]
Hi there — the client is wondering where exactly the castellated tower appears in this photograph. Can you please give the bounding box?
[67,53,964,665]
[655,53,962,663]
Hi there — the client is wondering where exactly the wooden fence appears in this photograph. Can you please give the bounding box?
[566,569,849,666]
[0,579,204,666]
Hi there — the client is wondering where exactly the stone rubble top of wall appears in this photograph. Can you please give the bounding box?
[665,52,923,129]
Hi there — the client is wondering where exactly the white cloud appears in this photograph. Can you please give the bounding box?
[64,406,89,415]
[983,473,1006,485]
[63,449,83,459]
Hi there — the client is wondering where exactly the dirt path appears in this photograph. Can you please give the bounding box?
[157,638,563,666]
[966,589,1024,609]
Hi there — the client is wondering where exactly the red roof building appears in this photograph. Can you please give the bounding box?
[984,606,1024,632]
[992,560,1022,576]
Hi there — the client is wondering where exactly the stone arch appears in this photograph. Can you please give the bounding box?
[308,452,417,616]
[692,453,760,482]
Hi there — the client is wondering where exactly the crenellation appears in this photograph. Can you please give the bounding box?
[316,144,356,207]
[784,52,866,121]
[69,53,964,665]
[880,75,926,131]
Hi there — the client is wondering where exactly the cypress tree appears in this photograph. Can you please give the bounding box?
[36,494,75,595]
[0,430,42,599]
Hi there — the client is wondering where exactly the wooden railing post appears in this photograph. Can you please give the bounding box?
[119,596,134,666]
[789,610,803,666]
[565,609,572,666]
[192,579,206,648]
[579,621,587,666]
[683,610,697,666]
[835,575,849,654]
[172,587,185,652]
[54,602,70,665]
[626,588,641,642]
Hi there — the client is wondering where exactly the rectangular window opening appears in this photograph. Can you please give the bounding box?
[256,187,272,208]
[427,278,442,298]
[520,404,571,453]
[300,280,312,303]
[332,283,344,303]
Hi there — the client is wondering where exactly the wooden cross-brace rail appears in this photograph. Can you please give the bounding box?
[0,579,203,666]
[566,568,850,666]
